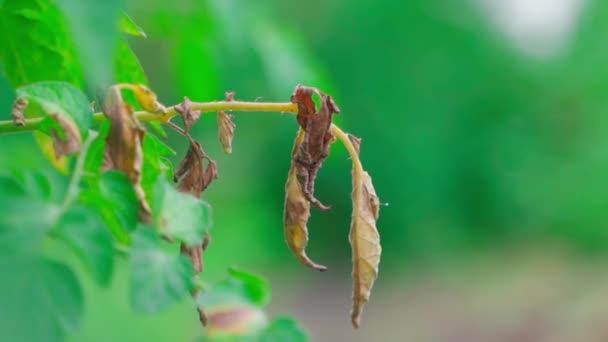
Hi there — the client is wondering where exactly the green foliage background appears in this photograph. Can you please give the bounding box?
[2,0,608,341]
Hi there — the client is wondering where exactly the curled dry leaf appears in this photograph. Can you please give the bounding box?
[217,111,236,154]
[347,134,362,156]
[283,129,327,271]
[175,97,201,132]
[350,170,381,328]
[174,141,218,198]
[48,113,82,158]
[290,85,340,210]
[102,87,152,224]
[133,84,167,113]
[11,97,27,126]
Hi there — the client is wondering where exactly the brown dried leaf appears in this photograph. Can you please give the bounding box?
[11,97,27,126]
[291,85,340,210]
[347,134,362,156]
[48,113,82,158]
[217,111,236,154]
[350,170,381,328]
[133,84,167,113]
[102,87,152,224]
[284,139,328,271]
[175,97,201,132]
[174,141,218,198]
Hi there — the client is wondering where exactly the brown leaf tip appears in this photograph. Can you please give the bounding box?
[11,97,27,126]
[217,111,236,154]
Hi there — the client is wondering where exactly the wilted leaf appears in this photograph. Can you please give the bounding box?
[283,130,327,271]
[175,96,201,132]
[347,134,362,155]
[174,141,218,198]
[133,84,167,113]
[11,97,26,126]
[350,170,381,328]
[102,86,152,224]
[217,110,236,154]
[291,85,340,210]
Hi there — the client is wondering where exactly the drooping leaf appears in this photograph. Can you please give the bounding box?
[101,86,151,223]
[349,170,381,328]
[291,85,340,210]
[174,140,218,198]
[54,205,114,286]
[0,255,83,342]
[257,317,308,342]
[119,13,146,37]
[153,177,211,246]
[129,228,194,313]
[284,129,327,271]
[217,111,236,154]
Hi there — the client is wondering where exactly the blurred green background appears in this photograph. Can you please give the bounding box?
[4,0,608,340]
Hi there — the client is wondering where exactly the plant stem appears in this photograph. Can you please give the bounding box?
[0,101,298,135]
[61,130,99,211]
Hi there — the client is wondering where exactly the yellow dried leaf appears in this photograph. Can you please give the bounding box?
[283,130,327,271]
[350,170,381,328]
[133,84,167,113]
[217,111,236,154]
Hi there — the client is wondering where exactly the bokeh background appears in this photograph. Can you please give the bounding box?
[4,0,608,341]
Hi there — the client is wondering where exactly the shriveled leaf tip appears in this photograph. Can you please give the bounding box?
[11,97,27,126]
[133,84,167,113]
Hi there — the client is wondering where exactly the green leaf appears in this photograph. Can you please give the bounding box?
[80,170,139,244]
[0,255,83,342]
[0,174,61,253]
[142,133,175,204]
[55,0,123,88]
[54,205,114,286]
[16,81,93,135]
[0,0,84,88]
[257,317,308,342]
[119,13,146,37]
[129,228,194,313]
[153,177,211,245]
[197,268,271,309]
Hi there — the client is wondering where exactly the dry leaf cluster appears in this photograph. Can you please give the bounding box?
[26,83,381,329]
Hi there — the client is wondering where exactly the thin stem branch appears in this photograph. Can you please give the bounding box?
[0,101,298,135]
[61,130,99,211]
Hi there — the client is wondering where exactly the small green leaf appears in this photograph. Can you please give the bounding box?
[197,268,271,309]
[257,317,308,342]
[54,205,114,286]
[16,81,93,135]
[153,177,211,246]
[129,228,194,313]
[119,13,146,37]
[142,133,175,203]
[0,255,84,342]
